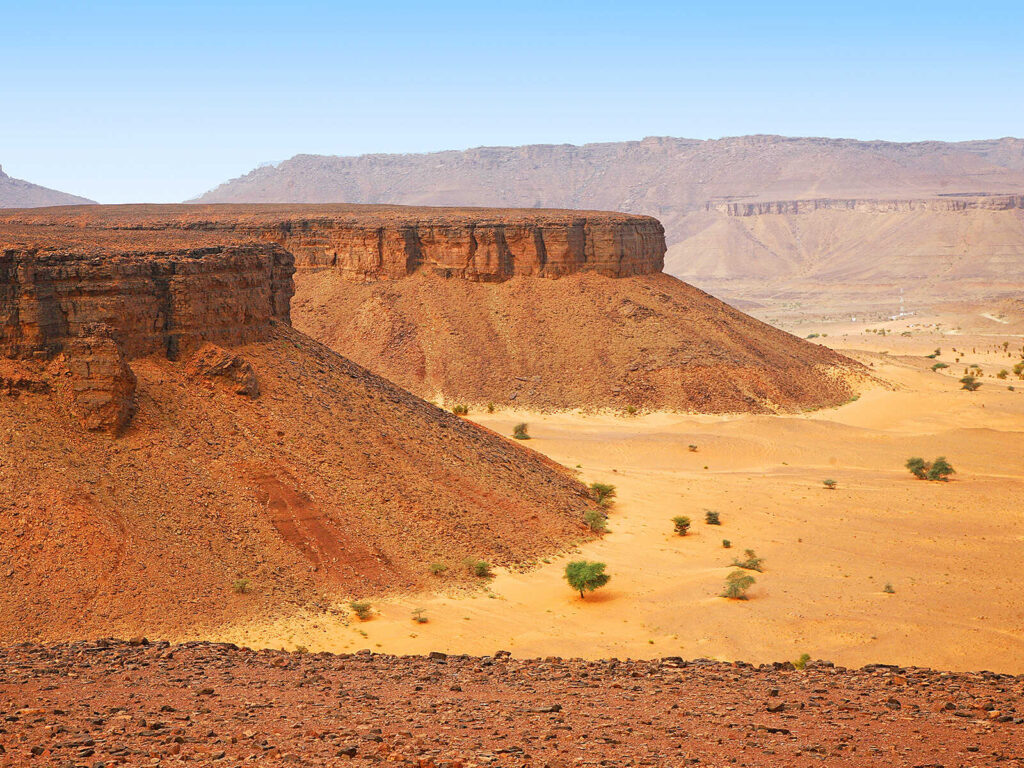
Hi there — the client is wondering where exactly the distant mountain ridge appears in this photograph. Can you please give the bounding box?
[0,165,95,208]
[190,135,1024,241]
[191,135,1024,310]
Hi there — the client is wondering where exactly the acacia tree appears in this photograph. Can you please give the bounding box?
[564,560,610,599]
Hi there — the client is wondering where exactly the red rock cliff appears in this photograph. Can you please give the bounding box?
[0,204,666,283]
[0,236,293,360]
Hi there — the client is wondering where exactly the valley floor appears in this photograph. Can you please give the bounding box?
[209,322,1024,674]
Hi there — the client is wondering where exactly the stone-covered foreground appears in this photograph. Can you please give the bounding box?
[0,641,1021,768]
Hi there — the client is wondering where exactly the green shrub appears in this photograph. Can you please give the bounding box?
[429,562,448,576]
[823,478,837,489]
[722,539,732,548]
[883,582,895,594]
[960,375,981,391]
[350,601,373,621]
[705,510,721,525]
[464,558,493,578]
[452,404,469,415]
[513,423,530,440]
[931,362,948,371]
[688,444,698,452]
[794,653,811,670]
[905,456,928,479]
[997,369,1009,379]
[721,570,755,600]
[487,402,496,413]
[625,405,637,416]
[412,608,428,624]
[584,509,608,534]
[672,516,691,536]
[926,456,955,481]
[564,560,610,599]
[589,482,617,506]
[232,578,252,595]
[732,549,764,572]
[906,456,955,481]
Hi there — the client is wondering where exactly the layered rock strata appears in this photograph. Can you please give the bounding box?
[0,203,666,282]
[0,238,293,360]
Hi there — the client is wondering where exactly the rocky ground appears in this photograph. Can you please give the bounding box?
[1,641,1021,767]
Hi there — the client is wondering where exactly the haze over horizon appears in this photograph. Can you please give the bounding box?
[3,0,1023,204]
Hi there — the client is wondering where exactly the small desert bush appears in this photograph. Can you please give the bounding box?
[823,478,837,489]
[589,482,617,506]
[672,515,691,536]
[883,582,895,594]
[794,653,811,670]
[350,601,373,621]
[732,549,764,572]
[906,456,955,481]
[429,562,448,576]
[512,423,530,440]
[564,560,610,599]
[625,405,637,416]
[688,444,698,452]
[452,404,469,415]
[704,510,721,526]
[931,362,948,371]
[960,375,981,391]
[232,578,252,595]
[464,558,493,578]
[721,570,755,600]
[997,369,1009,379]
[487,402,496,413]
[412,608,428,624]
[584,509,608,534]
[722,539,732,548]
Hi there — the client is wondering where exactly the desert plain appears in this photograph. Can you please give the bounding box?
[208,307,1024,674]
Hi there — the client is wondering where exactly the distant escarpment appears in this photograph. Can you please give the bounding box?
[668,193,1024,313]
[707,194,1024,217]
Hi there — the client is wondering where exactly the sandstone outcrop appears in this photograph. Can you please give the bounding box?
[0,203,666,282]
[185,342,259,397]
[65,323,136,433]
[0,236,294,360]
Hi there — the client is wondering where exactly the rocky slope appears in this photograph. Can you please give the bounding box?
[294,270,859,412]
[0,164,95,208]
[0,209,600,641]
[1,641,1020,767]
[667,194,1024,313]
[2,204,861,412]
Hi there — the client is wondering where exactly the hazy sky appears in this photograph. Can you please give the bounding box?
[3,0,1022,203]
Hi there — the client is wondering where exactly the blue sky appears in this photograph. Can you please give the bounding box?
[2,0,1022,203]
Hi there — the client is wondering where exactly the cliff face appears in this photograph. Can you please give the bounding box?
[0,239,294,360]
[0,204,666,283]
[708,194,1024,217]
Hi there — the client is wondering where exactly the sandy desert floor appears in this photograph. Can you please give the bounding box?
[209,319,1024,673]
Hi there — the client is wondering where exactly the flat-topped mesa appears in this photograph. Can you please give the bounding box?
[0,237,294,360]
[0,204,667,282]
[262,211,666,281]
[707,194,1024,217]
